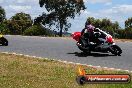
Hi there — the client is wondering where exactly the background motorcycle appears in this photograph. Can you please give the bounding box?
[72,29,122,56]
[0,34,8,46]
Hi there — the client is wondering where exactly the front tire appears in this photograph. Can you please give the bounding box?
[109,45,122,56]
[76,38,91,53]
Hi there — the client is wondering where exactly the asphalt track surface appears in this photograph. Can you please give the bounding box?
[0,35,132,71]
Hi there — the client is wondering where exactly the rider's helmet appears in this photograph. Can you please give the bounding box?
[86,24,95,32]
[85,19,95,33]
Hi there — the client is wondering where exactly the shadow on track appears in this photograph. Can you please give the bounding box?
[67,52,115,57]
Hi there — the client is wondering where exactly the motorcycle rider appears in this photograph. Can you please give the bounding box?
[77,21,95,48]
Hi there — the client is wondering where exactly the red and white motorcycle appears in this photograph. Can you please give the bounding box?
[72,28,122,56]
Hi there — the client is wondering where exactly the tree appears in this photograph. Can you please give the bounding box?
[115,29,126,39]
[112,21,120,30]
[7,12,33,35]
[101,18,112,27]
[125,17,132,29]
[0,6,8,34]
[0,20,10,34]
[24,24,46,36]
[94,19,101,28]
[0,6,6,23]
[125,17,132,39]
[85,17,95,27]
[85,17,121,37]
[38,0,86,36]
[24,24,55,36]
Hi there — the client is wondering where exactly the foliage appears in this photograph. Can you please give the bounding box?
[85,17,120,37]
[24,24,46,36]
[125,17,132,29]
[1,4,132,39]
[24,24,53,36]
[124,17,132,39]
[125,28,132,39]
[0,6,9,34]
[38,0,86,36]
[86,17,120,30]
[7,12,33,35]
[0,21,10,34]
[85,17,132,39]
[0,6,6,23]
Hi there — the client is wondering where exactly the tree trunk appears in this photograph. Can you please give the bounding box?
[59,22,63,37]
[59,29,62,37]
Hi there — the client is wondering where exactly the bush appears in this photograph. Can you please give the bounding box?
[125,28,132,39]
[24,25,47,36]
[0,23,10,34]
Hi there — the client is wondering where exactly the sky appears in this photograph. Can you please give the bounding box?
[0,0,132,33]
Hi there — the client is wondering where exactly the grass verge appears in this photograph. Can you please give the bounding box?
[115,39,132,42]
[0,53,131,88]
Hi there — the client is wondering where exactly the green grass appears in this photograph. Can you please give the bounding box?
[0,53,131,88]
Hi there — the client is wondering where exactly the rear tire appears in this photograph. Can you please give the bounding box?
[109,45,122,56]
[77,38,91,53]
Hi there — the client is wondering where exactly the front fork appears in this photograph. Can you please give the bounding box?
[108,42,116,51]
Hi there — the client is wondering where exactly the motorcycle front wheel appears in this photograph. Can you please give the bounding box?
[109,45,122,56]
